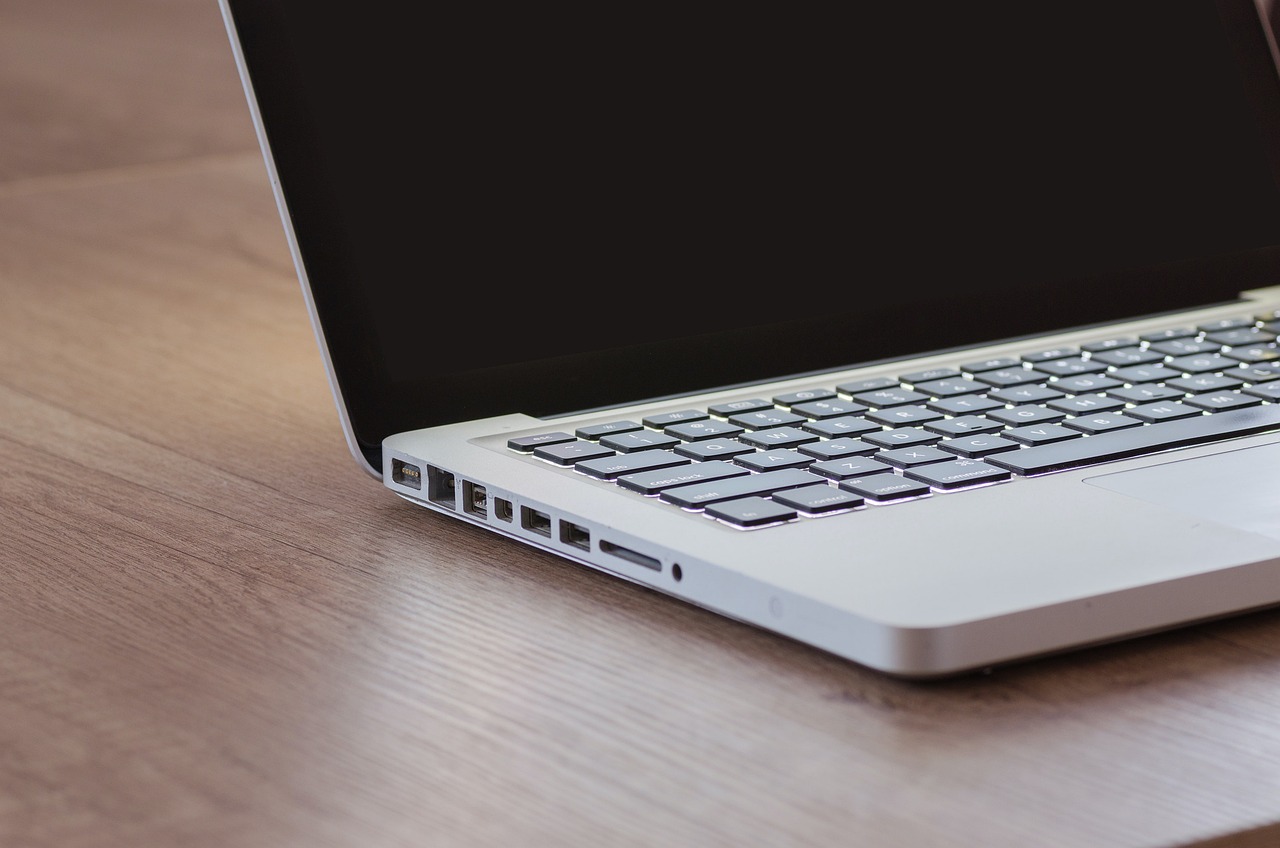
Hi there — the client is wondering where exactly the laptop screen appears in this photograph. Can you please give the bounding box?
[226,1,1280,466]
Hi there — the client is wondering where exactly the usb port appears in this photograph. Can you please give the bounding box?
[391,458,421,490]
[560,520,590,551]
[521,506,552,537]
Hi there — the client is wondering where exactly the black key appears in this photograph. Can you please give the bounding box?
[900,367,962,384]
[705,497,796,528]
[986,404,1280,476]
[642,409,708,428]
[1022,346,1080,363]
[673,438,757,461]
[1148,338,1220,356]
[771,485,864,514]
[1126,402,1202,423]
[508,431,575,453]
[937,434,1021,458]
[600,430,681,453]
[1107,383,1185,404]
[809,456,894,480]
[708,398,773,417]
[925,415,1005,437]
[850,387,931,408]
[1210,328,1273,347]
[836,376,899,394]
[738,426,819,450]
[576,420,643,441]
[1060,413,1144,435]
[1222,345,1280,364]
[865,405,944,427]
[534,440,616,466]
[1036,357,1109,377]
[862,427,941,449]
[987,405,1066,427]
[960,356,1021,373]
[1165,353,1238,374]
[988,385,1064,405]
[1110,364,1182,383]
[791,398,870,419]
[913,377,987,397]
[1182,391,1263,412]
[736,449,814,472]
[1082,336,1139,353]
[1244,381,1280,401]
[838,475,932,502]
[1198,317,1254,333]
[1167,374,1243,394]
[1047,395,1125,414]
[727,409,807,430]
[903,459,1012,490]
[927,394,1005,415]
[803,416,883,438]
[1003,423,1083,445]
[618,461,748,495]
[1140,327,1196,342]
[773,388,836,406]
[876,445,954,468]
[798,438,879,460]
[973,368,1050,388]
[665,419,744,441]
[1052,374,1124,394]
[577,449,688,481]
[1228,362,1280,383]
[1089,347,1164,367]
[660,469,824,508]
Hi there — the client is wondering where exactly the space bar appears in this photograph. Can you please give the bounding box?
[986,405,1280,475]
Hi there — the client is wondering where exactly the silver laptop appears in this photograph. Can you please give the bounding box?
[219,1,1280,677]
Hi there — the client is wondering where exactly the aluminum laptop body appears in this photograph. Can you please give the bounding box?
[221,1,1280,677]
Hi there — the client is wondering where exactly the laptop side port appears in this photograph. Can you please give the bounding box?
[494,497,514,522]
[600,540,661,571]
[462,481,488,518]
[560,520,590,552]
[391,458,421,490]
[520,506,552,537]
[426,465,456,509]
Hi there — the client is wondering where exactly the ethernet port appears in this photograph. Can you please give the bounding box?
[560,520,590,552]
[520,506,552,537]
[426,465,456,509]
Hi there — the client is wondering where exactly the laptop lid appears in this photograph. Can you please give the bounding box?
[221,1,1280,475]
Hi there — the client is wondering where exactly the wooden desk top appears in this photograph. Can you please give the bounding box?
[3,3,1280,846]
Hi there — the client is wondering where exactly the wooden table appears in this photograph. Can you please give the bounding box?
[3,3,1280,846]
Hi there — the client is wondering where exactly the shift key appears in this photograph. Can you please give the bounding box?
[660,469,825,508]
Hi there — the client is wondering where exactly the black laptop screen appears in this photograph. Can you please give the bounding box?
[226,1,1280,466]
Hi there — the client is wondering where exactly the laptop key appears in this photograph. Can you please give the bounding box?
[534,440,617,466]
[618,460,748,495]
[1244,381,1280,401]
[862,427,941,449]
[1126,401,1201,423]
[790,398,870,419]
[736,449,814,472]
[838,475,931,502]
[773,388,836,406]
[642,409,709,427]
[987,405,1065,426]
[727,409,807,430]
[576,420,643,440]
[925,415,1005,436]
[1107,383,1185,404]
[1182,391,1263,411]
[903,458,1012,490]
[1060,413,1144,435]
[937,434,1022,458]
[771,485,864,514]
[738,426,819,450]
[508,431,576,452]
[876,446,954,468]
[960,356,1021,373]
[600,431,681,453]
[865,405,944,426]
[926,394,1005,415]
[809,456,894,480]
[577,449,689,481]
[802,416,883,438]
[660,468,824,508]
[705,497,797,528]
[664,419,744,441]
[1002,423,1083,445]
[673,438,757,461]
[708,398,774,417]
[986,404,1280,475]
[797,438,879,460]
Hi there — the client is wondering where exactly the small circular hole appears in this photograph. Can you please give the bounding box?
[671,563,683,582]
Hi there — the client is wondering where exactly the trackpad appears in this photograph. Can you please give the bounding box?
[1086,442,1280,541]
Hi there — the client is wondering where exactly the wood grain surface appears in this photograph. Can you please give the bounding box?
[2,3,1280,847]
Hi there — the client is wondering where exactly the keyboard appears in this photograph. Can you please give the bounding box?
[507,312,1280,528]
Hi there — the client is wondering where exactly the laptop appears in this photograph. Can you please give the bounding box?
[219,0,1280,677]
